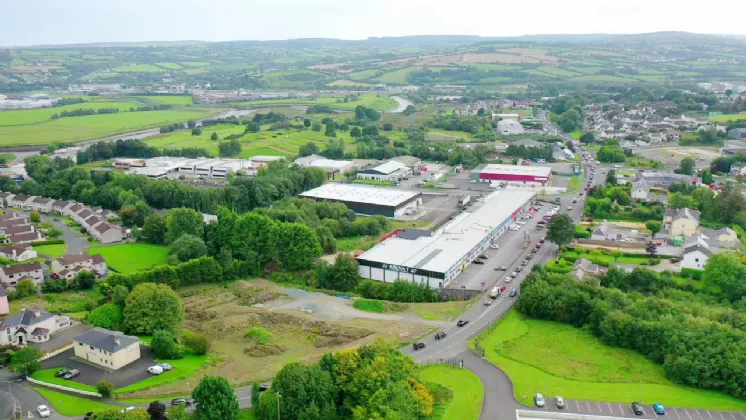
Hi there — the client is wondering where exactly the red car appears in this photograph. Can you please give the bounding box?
[537,220,547,225]
[535,244,542,249]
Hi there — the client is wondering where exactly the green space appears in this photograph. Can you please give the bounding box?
[560,250,666,266]
[568,130,583,139]
[233,93,396,111]
[112,64,165,73]
[352,179,394,186]
[32,243,67,258]
[421,365,483,420]
[9,289,100,315]
[710,113,746,123]
[353,298,386,313]
[31,387,118,416]
[89,243,169,274]
[154,62,183,70]
[474,311,746,410]
[0,100,142,126]
[0,109,216,146]
[31,368,100,393]
[116,353,212,394]
[239,409,257,420]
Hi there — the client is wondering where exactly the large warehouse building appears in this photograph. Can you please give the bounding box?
[298,183,422,218]
[470,164,552,186]
[356,189,535,288]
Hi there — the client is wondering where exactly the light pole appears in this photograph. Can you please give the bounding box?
[276,392,281,420]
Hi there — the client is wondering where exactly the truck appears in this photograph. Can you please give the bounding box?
[458,195,471,207]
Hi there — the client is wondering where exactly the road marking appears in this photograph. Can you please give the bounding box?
[730,413,737,420]
[673,407,681,419]
[606,403,612,415]
[596,402,601,414]
[585,401,592,413]
[685,408,693,420]
[719,412,725,420]
[739,413,746,420]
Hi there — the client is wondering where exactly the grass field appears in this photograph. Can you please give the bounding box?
[112,64,165,73]
[31,387,119,416]
[568,130,583,139]
[352,298,386,313]
[155,62,183,70]
[88,243,169,273]
[709,113,746,123]
[421,365,483,420]
[475,311,746,410]
[0,100,142,126]
[233,93,396,111]
[0,109,216,146]
[32,243,67,258]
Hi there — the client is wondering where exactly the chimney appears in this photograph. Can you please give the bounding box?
[114,337,120,345]
[33,309,40,317]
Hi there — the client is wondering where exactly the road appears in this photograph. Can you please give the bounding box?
[388,96,414,113]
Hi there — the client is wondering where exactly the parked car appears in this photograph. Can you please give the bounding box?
[631,402,644,415]
[413,342,425,350]
[63,369,80,379]
[556,396,566,409]
[122,407,136,413]
[531,248,538,253]
[171,398,192,406]
[505,277,512,283]
[670,257,681,263]
[147,366,164,375]
[510,271,517,278]
[55,368,69,378]
[158,363,173,371]
[457,319,469,327]
[509,290,517,297]
[494,266,507,271]
[259,383,271,391]
[473,260,485,265]
[434,332,447,340]
[535,243,542,249]
[535,393,545,407]
[484,299,493,306]
[37,405,51,418]
[521,261,528,266]
[537,220,547,225]
[652,403,665,415]
[525,254,533,260]
[478,254,488,260]
[567,206,573,211]
[540,238,545,243]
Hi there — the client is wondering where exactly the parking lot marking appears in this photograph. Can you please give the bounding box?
[606,403,613,415]
[719,412,725,420]
[596,402,602,414]
[673,407,682,419]
[730,412,737,420]
[585,401,592,413]
[617,404,625,417]
[708,411,714,419]
[685,408,693,420]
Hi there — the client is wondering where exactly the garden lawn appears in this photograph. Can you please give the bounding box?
[239,409,257,420]
[474,311,746,410]
[32,243,67,258]
[421,365,483,420]
[31,369,99,393]
[116,353,211,394]
[31,387,118,416]
[88,243,169,273]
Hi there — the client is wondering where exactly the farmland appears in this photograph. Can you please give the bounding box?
[232,93,396,111]
[0,99,144,126]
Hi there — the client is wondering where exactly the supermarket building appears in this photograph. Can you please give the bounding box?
[470,164,552,186]
[356,190,535,289]
[298,183,422,218]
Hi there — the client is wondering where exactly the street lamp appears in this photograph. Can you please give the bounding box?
[276,392,281,420]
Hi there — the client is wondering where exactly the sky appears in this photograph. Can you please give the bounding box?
[3,0,746,46]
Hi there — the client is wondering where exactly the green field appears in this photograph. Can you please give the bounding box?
[155,62,183,70]
[133,95,194,105]
[88,243,169,273]
[421,365,483,420]
[31,387,119,416]
[112,64,165,73]
[346,69,385,81]
[233,93,396,111]
[32,243,66,258]
[0,109,215,146]
[475,311,746,410]
[710,113,746,123]
[0,100,142,126]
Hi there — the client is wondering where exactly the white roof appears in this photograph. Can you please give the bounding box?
[497,119,522,127]
[295,155,353,169]
[299,183,420,207]
[358,190,535,274]
[479,164,552,177]
[368,161,408,175]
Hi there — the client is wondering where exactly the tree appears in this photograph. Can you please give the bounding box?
[645,241,657,258]
[311,122,322,132]
[350,126,361,138]
[277,223,322,270]
[46,227,63,238]
[10,347,42,376]
[303,118,311,128]
[580,132,595,144]
[324,124,336,137]
[165,405,191,420]
[30,210,41,223]
[147,401,167,420]
[193,376,240,420]
[89,303,123,329]
[646,221,662,237]
[211,132,219,141]
[142,213,168,244]
[72,270,96,289]
[183,331,211,355]
[166,208,204,244]
[669,192,696,209]
[317,253,360,291]
[298,142,320,157]
[702,253,746,302]
[91,409,150,420]
[169,234,208,263]
[251,383,261,407]
[97,380,114,398]
[191,128,202,136]
[246,122,261,133]
[382,123,394,131]
[151,330,183,359]
[268,362,337,420]
[477,107,485,116]
[14,278,37,299]
[403,104,416,116]
[187,120,196,129]
[605,170,617,185]
[123,283,183,334]
[218,139,242,157]
[547,214,575,247]
[678,157,696,175]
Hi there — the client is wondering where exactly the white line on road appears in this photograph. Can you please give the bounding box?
[730,412,737,420]
[708,410,714,419]
[673,407,681,419]
[596,402,602,413]
[606,403,612,415]
[585,401,592,413]
[719,412,725,420]
[685,408,693,420]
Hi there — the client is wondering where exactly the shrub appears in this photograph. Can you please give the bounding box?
[30,239,65,246]
[182,331,211,355]
[244,327,272,345]
[681,267,704,280]
[14,279,37,300]
[96,379,114,398]
[151,330,183,360]
[88,303,123,330]
[353,298,386,313]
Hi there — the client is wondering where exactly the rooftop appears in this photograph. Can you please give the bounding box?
[478,164,552,177]
[358,190,535,274]
[74,327,140,353]
[299,183,420,207]
[365,160,409,175]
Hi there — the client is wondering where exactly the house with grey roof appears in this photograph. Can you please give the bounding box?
[682,239,712,270]
[572,258,606,284]
[664,208,701,237]
[0,308,69,346]
[0,285,8,315]
[631,182,651,201]
[73,328,141,370]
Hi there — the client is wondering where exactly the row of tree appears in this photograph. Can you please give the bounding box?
[51,107,119,119]
[77,139,210,164]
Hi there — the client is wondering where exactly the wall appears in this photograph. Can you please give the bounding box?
[25,377,102,398]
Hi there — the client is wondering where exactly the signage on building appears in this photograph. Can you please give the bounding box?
[382,263,418,274]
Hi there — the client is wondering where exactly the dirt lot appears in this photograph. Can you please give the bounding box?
[634,146,720,169]
[134,280,446,396]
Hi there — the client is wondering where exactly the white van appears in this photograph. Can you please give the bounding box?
[147,365,164,375]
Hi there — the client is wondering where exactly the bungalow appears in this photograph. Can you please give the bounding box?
[0,244,38,262]
[51,253,107,280]
[0,262,44,288]
[30,197,54,213]
[0,308,70,346]
[73,328,141,370]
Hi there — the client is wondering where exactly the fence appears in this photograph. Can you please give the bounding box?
[422,357,465,369]
[472,303,517,358]
[40,343,73,361]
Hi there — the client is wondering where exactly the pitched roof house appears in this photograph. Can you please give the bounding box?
[73,328,141,370]
[0,308,69,346]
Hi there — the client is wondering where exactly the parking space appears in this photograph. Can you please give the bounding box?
[537,398,746,420]
[40,346,158,388]
[29,323,91,352]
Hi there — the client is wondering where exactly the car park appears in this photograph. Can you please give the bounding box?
[158,363,173,371]
[457,319,469,327]
[535,393,545,407]
[473,260,484,265]
[434,331,447,339]
[652,403,665,415]
[509,290,517,297]
[631,402,644,415]
[171,398,192,406]
[148,365,164,375]
[55,368,69,377]
[556,396,566,409]
[38,405,51,418]
[63,369,80,379]
[413,342,425,350]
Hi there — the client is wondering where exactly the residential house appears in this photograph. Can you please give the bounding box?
[664,208,701,237]
[0,285,8,315]
[52,200,73,214]
[631,182,651,201]
[0,224,36,237]
[0,244,38,262]
[6,194,33,209]
[65,203,83,218]
[0,212,29,226]
[682,241,712,270]
[0,308,70,346]
[0,262,44,289]
[638,172,694,187]
[30,197,53,213]
[91,222,123,244]
[728,128,746,139]
[730,162,746,177]
[73,209,93,225]
[51,253,107,280]
[73,328,141,370]
[572,259,606,284]
[7,231,45,244]
[699,227,741,249]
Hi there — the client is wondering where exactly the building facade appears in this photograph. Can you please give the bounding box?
[73,328,141,370]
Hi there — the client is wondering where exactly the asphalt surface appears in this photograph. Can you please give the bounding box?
[543,398,746,420]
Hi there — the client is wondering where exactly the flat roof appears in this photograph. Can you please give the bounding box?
[299,183,420,207]
[479,164,552,177]
[358,189,535,274]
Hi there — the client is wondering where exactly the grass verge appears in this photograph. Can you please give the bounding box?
[421,365,483,420]
[115,353,212,395]
[31,387,118,416]
[473,311,746,410]
[353,298,386,313]
[33,243,67,258]
[31,369,100,393]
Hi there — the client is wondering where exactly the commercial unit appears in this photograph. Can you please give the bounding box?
[470,164,552,186]
[356,190,535,288]
[299,183,422,218]
[293,155,356,178]
[496,119,525,135]
[356,161,411,182]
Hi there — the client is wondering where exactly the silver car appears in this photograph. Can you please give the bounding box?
[535,393,545,407]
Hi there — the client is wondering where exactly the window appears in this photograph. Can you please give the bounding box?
[695,258,699,262]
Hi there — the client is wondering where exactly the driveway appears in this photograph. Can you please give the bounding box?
[29,323,91,352]
[40,347,157,388]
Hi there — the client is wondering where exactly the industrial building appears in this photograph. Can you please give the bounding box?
[470,164,552,186]
[298,183,422,218]
[293,155,356,178]
[119,156,286,179]
[356,161,411,182]
[356,190,535,288]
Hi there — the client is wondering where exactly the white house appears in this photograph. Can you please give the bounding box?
[0,244,38,262]
[681,241,712,270]
[73,328,141,370]
[0,262,44,289]
[631,182,651,201]
[0,309,70,346]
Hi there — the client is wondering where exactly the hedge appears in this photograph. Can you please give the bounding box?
[681,267,704,280]
[30,239,65,246]
[106,256,225,290]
